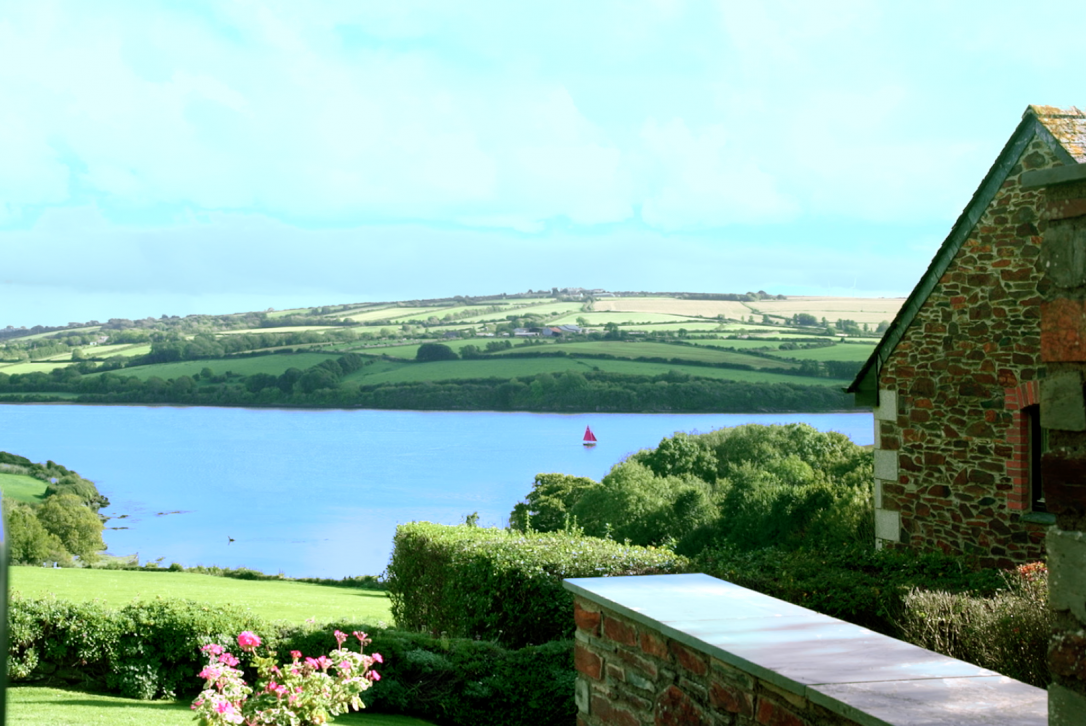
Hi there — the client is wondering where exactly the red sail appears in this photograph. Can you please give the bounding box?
[583,426,597,443]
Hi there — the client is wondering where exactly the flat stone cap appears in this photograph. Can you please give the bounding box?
[564,573,1047,726]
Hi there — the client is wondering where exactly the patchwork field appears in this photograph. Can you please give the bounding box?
[492,341,796,369]
[593,297,754,319]
[749,296,904,324]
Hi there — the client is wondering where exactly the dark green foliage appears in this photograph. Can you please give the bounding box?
[279,625,575,726]
[4,503,70,566]
[9,596,573,723]
[415,343,458,362]
[508,472,599,533]
[570,461,715,547]
[386,523,689,648]
[897,564,1050,687]
[8,596,265,699]
[509,424,873,555]
[692,544,1006,635]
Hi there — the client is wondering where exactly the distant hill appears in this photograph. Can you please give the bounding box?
[0,291,902,413]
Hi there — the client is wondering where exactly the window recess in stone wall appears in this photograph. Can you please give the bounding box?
[1025,404,1048,513]
[1004,380,1043,514]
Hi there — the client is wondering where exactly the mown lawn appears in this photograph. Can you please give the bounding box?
[8,686,436,726]
[10,568,393,626]
[0,472,48,504]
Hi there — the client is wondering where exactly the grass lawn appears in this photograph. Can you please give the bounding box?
[8,687,436,726]
[10,568,393,626]
[0,472,48,504]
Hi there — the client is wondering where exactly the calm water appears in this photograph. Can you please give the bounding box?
[1,405,873,578]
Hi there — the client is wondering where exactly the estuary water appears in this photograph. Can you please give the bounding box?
[0,405,873,578]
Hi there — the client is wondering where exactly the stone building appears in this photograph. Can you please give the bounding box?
[847,105,1086,568]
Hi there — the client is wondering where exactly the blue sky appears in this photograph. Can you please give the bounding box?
[1,0,1081,328]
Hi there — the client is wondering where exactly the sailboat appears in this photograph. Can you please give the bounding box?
[583,425,597,447]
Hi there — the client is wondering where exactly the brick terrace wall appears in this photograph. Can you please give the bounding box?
[567,574,1047,726]
[573,598,857,726]
[874,135,1060,567]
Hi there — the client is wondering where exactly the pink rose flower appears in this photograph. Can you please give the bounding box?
[334,630,347,647]
[219,652,239,667]
[290,650,302,660]
[372,652,383,664]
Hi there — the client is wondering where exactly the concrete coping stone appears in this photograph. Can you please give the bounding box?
[563,573,1047,726]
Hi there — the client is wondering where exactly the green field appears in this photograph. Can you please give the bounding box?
[341,306,437,323]
[339,355,836,387]
[96,353,342,381]
[10,567,393,626]
[216,325,340,335]
[0,361,70,375]
[343,357,597,384]
[493,340,797,369]
[0,471,48,504]
[764,343,878,362]
[8,686,434,726]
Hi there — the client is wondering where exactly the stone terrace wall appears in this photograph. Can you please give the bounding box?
[874,134,1061,567]
[566,573,1046,726]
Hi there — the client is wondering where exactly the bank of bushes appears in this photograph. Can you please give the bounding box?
[9,595,573,725]
[386,522,688,648]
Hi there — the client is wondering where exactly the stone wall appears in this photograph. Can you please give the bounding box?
[573,598,858,726]
[1024,168,1086,724]
[873,134,1060,567]
[566,573,1047,726]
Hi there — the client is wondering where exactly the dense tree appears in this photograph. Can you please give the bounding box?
[509,473,599,532]
[416,343,458,362]
[36,493,106,563]
[4,502,70,565]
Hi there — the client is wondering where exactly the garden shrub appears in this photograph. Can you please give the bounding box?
[9,595,266,699]
[9,595,574,724]
[692,544,1005,635]
[896,562,1050,687]
[387,522,689,647]
[278,624,575,726]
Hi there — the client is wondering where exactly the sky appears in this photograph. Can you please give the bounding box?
[2,0,1083,328]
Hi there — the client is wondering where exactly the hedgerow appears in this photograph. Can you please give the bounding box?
[8,596,574,724]
[386,522,689,648]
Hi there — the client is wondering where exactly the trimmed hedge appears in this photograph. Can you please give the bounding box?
[9,595,573,724]
[387,523,690,648]
[9,595,265,699]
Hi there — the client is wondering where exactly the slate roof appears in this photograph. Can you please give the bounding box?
[848,105,1086,404]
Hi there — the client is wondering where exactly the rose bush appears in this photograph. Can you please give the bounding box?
[192,629,382,726]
